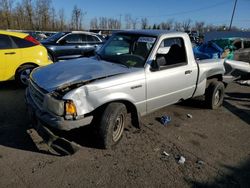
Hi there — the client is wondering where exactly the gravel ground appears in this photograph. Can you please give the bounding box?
[0,81,249,188]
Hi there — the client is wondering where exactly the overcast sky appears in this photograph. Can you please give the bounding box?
[51,0,250,29]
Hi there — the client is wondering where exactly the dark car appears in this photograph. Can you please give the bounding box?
[41,31,105,62]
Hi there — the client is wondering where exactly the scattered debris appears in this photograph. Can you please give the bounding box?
[178,156,186,164]
[237,80,250,86]
[196,160,205,165]
[160,115,171,126]
[187,114,193,118]
[154,148,160,152]
[162,151,170,156]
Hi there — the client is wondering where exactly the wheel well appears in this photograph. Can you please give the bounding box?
[94,100,141,129]
[15,63,38,75]
[206,74,226,88]
[47,50,55,62]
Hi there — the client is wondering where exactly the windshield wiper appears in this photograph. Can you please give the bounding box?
[108,59,130,68]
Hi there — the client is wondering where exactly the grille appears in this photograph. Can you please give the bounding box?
[29,80,47,109]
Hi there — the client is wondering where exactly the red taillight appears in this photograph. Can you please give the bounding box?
[24,35,40,45]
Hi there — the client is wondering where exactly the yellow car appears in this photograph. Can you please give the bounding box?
[0,30,52,86]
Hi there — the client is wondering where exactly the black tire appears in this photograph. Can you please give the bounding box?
[15,64,36,87]
[205,81,225,109]
[99,103,127,149]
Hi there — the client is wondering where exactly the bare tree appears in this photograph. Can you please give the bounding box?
[13,2,25,29]
[58,8,66,30]
[131,18,138,29]
[92,17,118,30]
[0,0,14,29]
[194,21,205,35]
[22,0,34,30]
[71,5,85,30]
[174,21,182,31]
[160,19,174,30]
[35,0,52,30]
[141,18,148,29]
[90,18,98,29]
[182,19,192,31]
[125,14,132,29]
[99,17,108,29]
[50,7,56,30]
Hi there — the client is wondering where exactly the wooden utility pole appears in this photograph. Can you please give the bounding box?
[229,0,238,30]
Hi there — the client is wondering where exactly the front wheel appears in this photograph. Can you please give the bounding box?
[98,103,127,149]
[205,81,225,109]
[15,64,36,87]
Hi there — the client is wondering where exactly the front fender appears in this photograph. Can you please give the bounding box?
[63,85,145,117]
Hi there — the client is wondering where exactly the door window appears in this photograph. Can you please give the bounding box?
[63,34,82,43]
[0,34,13,49]
[156,37,187,68]
[86,35,100,42]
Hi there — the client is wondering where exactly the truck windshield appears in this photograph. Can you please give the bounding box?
[98,34,156,68]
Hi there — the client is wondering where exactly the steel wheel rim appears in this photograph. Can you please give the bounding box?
[214,90,221,105]
[113,114,124,142]
[20,69,31,85]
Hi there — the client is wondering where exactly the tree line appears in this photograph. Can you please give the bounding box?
[0,0,248,33]
[0,0,83,31]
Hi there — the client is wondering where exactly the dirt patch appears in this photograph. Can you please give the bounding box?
[0,81,249,187]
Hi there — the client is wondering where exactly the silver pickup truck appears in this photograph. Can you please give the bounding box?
[26,30,228,151]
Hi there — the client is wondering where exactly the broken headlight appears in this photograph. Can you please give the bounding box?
[43,94,64,116]
[64,100,77,120]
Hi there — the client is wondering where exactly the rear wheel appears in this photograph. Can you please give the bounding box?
[15,64,36,87]
[98,103,127,149]
[205,81,225,109]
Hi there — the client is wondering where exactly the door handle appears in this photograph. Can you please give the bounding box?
[75,45,80,48]
[5,52,16,55]
[185,70,192,74]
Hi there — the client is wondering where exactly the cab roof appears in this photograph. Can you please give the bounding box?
[114,30,185,37]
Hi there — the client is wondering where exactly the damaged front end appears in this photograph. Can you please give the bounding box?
[25,79,94,155]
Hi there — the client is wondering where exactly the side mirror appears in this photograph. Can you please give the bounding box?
[151,54,166,71]
[156,54,166,67]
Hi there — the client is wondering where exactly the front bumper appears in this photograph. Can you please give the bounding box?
[27,124,80,155]
[25,88,93,155]
[25,88,93,131]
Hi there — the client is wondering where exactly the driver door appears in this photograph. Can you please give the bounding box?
[146,37,197,113]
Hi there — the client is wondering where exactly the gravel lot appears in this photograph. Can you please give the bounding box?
[0,81,249,187]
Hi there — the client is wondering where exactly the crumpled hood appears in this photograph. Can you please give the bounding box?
[31,58,130,92]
